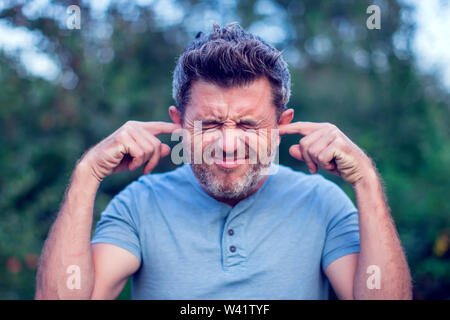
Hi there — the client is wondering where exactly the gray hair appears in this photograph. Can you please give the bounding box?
[172,22,291,119]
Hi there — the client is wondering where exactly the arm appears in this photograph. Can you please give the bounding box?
[279,119,412,300]
[35,163,140,299]
[351,164,412,299]
[35,162,100,299]
[35,121,180,299]
[325,163,412,299]
[91,243,140,299]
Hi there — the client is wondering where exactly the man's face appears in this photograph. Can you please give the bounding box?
[180,77,281,200]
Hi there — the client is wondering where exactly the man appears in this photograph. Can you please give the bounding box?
[35,23,412,300]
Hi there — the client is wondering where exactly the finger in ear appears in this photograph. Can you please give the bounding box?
[160,143,171,158]
[289,145,304,161]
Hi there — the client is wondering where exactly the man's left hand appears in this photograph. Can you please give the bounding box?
[279,122,374,184]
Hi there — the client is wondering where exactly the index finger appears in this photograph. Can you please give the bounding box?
[141,121,182,136]
[278,122,325,136]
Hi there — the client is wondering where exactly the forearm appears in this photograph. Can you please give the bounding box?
[352,165,412,299]
[35,161,100,299]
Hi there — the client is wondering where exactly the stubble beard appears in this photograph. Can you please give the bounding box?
[191,162,271,200]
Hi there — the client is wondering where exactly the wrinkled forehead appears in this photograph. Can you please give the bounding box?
[185,77,276,122]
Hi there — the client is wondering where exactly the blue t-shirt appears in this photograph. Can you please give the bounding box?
[91,163,360,299]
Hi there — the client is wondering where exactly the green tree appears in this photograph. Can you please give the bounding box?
[0,0,448,299]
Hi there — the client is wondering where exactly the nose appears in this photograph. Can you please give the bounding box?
[219,127,244,159]
[222,128,239,153]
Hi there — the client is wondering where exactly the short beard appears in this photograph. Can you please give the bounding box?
[191,162,270,200]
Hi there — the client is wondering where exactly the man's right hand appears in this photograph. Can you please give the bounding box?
[36,120,182,299]
[80,121,181,182]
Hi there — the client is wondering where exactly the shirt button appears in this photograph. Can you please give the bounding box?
[228,229,234,236]
[229,245,236,252]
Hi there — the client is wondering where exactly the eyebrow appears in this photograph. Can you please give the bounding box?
[237,118,258,126]
[197,116,259,126]
[201,118,222,125]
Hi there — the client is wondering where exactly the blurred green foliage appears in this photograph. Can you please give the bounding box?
[0,0,449,299]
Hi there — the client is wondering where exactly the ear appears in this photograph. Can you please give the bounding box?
[276,108,294,145]
[169,106,182,125]
[278,108,294,126]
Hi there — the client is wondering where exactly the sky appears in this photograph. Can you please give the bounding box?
[0,0,449,92]
[402,0,450,90]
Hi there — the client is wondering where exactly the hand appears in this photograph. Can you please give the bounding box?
[80,121,181,182]
[279,122,373,184]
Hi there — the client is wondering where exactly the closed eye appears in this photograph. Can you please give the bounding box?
[238,122,258,129]
[201,120,222,130]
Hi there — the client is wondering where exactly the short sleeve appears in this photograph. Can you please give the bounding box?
[321,182,360,272]
[91,184,142,262]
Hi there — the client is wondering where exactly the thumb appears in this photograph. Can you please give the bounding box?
[289,144,304,161]
[160,143,171,158]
